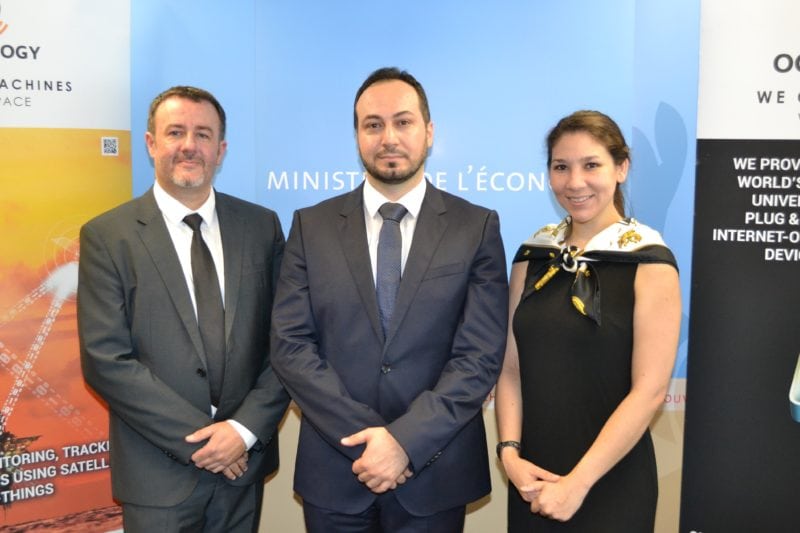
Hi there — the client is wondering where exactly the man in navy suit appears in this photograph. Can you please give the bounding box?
[78,86,288,532]
[271,67,508,532]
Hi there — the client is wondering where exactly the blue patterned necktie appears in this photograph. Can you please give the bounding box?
[376,202,408,336]
[183,213,225,406]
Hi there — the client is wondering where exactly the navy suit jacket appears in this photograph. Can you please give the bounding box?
[271,181,508,515]
[78,188,290,506]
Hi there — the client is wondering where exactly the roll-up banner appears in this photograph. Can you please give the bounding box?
[0,1,129,529]
[681,1,800,531]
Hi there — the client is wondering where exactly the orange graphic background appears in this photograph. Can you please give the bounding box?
[0,128,130,526]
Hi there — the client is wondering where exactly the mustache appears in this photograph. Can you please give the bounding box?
[377,150,407,158]
[175,155,204,164]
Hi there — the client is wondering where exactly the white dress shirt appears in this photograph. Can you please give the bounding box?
[153,181,225,312]
[362,177,427,284]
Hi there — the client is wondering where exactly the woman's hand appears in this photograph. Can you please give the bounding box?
[524,473,589,521]
[502,453,560,503]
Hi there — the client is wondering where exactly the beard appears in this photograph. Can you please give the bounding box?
[360,149,427,186]
[167,156,212,189]
[170,174,208,189]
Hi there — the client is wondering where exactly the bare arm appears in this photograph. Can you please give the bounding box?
[495,262,560,504]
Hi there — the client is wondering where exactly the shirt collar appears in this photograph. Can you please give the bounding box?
[153,180,217,227]
[363,177,426,219]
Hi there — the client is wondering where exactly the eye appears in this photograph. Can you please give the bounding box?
[397,118,412,127]
[364,121,382,131]
[551,163,567,172]
[585,161,600,169]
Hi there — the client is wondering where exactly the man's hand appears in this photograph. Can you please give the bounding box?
[221,451,249,481]
[341,427,411,493]
[186,421,247,474]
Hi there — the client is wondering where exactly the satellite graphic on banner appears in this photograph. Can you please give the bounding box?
[0,0,130,528]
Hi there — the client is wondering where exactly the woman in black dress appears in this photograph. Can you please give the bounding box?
[495,111,681,531]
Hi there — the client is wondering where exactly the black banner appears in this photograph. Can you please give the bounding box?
[681,139,800,531]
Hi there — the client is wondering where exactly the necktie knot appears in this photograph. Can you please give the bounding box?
[378,203,408,224]
[183,213,204,232]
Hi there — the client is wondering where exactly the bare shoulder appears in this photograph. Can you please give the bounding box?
[634,262,680,307]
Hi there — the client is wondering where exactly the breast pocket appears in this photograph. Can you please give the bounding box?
[241,262,269,289]
[422,261,464,281]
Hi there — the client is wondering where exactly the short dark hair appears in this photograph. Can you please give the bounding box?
[147,86,227,140]
[353,67,431,129]
[546,110,630,217]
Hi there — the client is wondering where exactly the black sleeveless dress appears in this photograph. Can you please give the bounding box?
[507,259,657,532]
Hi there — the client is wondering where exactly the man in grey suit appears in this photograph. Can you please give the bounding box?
[78,86,289,532]
[271,67,508,532]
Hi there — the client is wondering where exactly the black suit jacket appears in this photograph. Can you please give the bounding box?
[78,188,289,506]
[271,182,508,515]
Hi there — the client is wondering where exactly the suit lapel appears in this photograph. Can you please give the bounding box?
[386,182,448,346]
[135,189,207,366]
[216,193,242,346]
[338,185,384,342]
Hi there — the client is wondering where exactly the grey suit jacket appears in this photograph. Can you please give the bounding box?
[78,188,289,506]
[271,181,508,515]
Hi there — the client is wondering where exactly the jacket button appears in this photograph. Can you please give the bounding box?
[380,364,391,374]
[196,368,207,377]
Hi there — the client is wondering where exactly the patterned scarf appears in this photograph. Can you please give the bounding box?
[513,217,677,325]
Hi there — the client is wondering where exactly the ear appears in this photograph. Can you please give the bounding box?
[616,158,630,184]
[216,139,228,165]
[145,131,156,158]
[426,120,434,149]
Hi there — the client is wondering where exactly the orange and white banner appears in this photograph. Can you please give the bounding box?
[0,0,129,529]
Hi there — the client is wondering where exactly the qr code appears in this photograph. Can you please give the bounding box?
[101,136,119,156]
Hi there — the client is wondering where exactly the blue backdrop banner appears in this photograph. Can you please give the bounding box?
[132,0,698,382]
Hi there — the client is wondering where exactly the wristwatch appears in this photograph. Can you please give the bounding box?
[496,440,521,458]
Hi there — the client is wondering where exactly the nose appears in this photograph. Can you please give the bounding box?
[181,133,198,152]
[564,168,585,189]
[381,125,398,146]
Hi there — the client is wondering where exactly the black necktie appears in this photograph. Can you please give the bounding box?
[376,203,408,337]
[183,213,225,406]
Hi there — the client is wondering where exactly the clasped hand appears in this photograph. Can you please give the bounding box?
[503,455,586,521]
[341,427,413,493]
[505,455,588,522]
[186,421,248,480]
[524,472,589,522]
